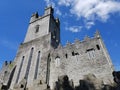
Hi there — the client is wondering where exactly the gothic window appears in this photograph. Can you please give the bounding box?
[34,51,40,79]
[86,48,95,59]
[55,56,60,67]
[96,44,100,50]
[46,54,51,84]
[25,48,34,80]
[35,25,39,33]
[88,50,95,59]
[16,56,25,83]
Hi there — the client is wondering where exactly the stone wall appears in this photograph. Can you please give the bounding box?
[49,32,114,89]
[0,61,16,89]
[10,6,60,89]
[10,34,51,89]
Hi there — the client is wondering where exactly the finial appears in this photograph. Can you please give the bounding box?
[30,12,39,23]
[4,61,8,66]
[84,35,90,41]
[31,12,39,18]
[95,30,101,38]
[44,6,54,15]
[66,41,71,45]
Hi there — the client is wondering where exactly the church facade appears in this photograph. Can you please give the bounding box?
[0,7,114,90]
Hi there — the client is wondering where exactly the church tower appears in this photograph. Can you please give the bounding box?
[24,7,60,48]
[0,6,114,90]
[10,6,60,89]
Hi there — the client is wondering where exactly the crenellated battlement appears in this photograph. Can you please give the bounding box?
[50,31,105,62]
[30,6,54,24]
[1,61,13,69]
[55,30,101,49]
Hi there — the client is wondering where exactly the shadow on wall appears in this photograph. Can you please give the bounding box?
[54,75,74,90]
[53,72,120,90]
[1,71,120,90]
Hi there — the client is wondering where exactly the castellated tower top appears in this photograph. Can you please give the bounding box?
[30,6,54,24]
[44,6,54,16]
[24,6,60,48]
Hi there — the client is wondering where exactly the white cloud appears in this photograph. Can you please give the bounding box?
[44,0,55,7]
[58,0,73,6]
[85,21,95,29]
[65,26,82,33]
[44,0,120,30]
[44,0,62,16]
[58,0,120,23]
[70,0,120,22]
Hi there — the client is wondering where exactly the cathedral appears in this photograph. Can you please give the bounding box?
[0,6,114,90]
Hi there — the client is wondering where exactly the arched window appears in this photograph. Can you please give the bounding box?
[86,48,95,59]
[35,25,39,33]
[25,47,34,80]
[16,56,25,83]
[55,56,60,67]
[34,51,41,79]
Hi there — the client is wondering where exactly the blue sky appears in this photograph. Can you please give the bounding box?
[0,0,120,70]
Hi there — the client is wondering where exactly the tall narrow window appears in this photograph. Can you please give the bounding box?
[96,44,100,50]
[35,25,39,33]
[72,51,75,56]
[55,56,60,67]
[16,56,25,83]
[46,54,51,85]
[25,48,34,80]
[65,53,68,58]
[34,51,40,79]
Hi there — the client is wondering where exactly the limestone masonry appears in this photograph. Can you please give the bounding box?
[0,7,114,90]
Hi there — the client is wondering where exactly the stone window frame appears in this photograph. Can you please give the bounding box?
[86,48,95,59]
[16,56,25,83]
[55,56,60,67]
[25,47,34,80]
[34,51,41,79]
[35,25,40,33]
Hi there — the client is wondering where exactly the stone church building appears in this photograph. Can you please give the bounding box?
[0,7,114,90]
